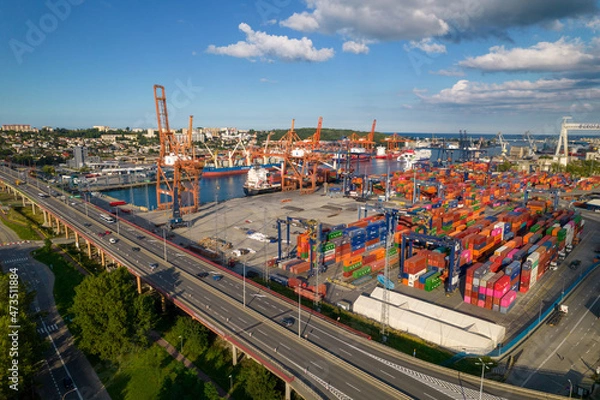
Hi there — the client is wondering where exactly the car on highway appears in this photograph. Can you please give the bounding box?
[149,262,159,271]
[131,247,140,252]
[105,230,111,235]
[212,274,223,281]
[594,248,600,254]
[97,231,106,237]
[83,223,92,227]
[109,238,118,244]
[136,235,145,240]
[281,317,295,327]
[197,272,209,278]
[569,259,581,270]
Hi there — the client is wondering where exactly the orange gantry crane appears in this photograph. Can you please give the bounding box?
[349,119,377,151]
[154,84,204,216]
[383,132,412,152]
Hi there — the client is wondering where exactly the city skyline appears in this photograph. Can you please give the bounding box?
[2,1,600,135]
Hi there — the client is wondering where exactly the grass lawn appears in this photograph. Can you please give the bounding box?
[103,345,206,400]
[33,248,85,318]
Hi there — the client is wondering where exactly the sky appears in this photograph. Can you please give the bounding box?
[1,0,600,135]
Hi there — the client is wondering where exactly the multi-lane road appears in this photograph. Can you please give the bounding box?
[0,167,566,400]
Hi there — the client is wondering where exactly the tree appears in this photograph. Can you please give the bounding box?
[71,268,155,361]
[238,359,279,400]
[203,382,221,400]
[0,271,47,399]
[158,364,204,400]
[169,316,209,359]
[496,160,513,172]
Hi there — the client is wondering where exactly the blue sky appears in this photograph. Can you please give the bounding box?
[1,0,599,134]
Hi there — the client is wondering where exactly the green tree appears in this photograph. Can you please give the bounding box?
[238,359,279,400]
[496,160,513,172]
[203,382,220,400]
[158,364,204,400]
[71,268,155,361]
[41,165,55,175]
[169,316,209,359]
[0,271,47,399]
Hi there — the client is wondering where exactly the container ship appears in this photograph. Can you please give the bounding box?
[203,163,279,178]
[243,165,282,196]
[396,149,432,171]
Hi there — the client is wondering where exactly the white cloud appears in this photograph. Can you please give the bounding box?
[587,17,600,31]
[416,77,600,112]
[430,68,465,77]
[279,0,597,42]
[405,38,446,54]
[207,23,334,62]
[280,11,320,31]
[459,38,597,72]
[260,78,277,83]
[342,40,369,54]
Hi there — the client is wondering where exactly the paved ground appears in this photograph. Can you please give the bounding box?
[0,240,111,400]
[99,189,600,344]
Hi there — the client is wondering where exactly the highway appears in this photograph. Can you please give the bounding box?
[0,167,567,400]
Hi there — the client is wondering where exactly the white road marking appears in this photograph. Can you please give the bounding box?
[279,343,290,350]
[521,294,600,387]
[310,361,323,370]
[424,394,437,400]
[346,382,361,392]
[238,317,247,324]
[379,369,394,378]
[339,348,352,357]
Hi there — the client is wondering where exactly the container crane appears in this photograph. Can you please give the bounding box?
[523,130,537,156]
[349,119,377,151]
[496,131,508,155]
[154,85,204,223]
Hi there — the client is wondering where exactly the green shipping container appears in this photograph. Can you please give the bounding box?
[322,242,336,252]
[328,231,343,240]
[530,224,540,233]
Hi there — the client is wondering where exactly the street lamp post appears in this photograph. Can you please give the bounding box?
[116,207,120,236]
[475,358,493,400]
[229,374,233,392]
[243,257,246,308]
[163,228,168,262]
[298,288,301,339]
[178,335,183,352]
[568,379,572,398]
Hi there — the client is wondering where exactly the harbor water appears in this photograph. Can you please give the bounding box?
[105,147,502,209]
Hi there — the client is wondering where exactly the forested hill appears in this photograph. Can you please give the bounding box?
[268,127,391,143]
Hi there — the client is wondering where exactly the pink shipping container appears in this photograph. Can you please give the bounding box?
[500,290,517,307]
[477,300,485,307]
[493,275,511,298]
[507,249,519,260]
[464,295,470,303]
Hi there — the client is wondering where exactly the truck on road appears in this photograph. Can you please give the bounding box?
[547,304,569,327]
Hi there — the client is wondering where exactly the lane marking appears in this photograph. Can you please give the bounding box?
[379,369,394,378]
[346,382,361,392]
[521,294,600,387]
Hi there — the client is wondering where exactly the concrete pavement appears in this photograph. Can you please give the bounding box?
[0,243,111,400]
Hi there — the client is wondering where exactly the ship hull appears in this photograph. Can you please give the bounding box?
[203,163,279,178]
[243,185,282,196]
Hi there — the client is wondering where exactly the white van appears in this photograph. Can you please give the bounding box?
[109,238,118,244]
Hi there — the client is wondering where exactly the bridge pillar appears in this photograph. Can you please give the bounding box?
[55,216,61,234]
[100,250,105,267]
[31,201,36,214]
[285,382,291,400]
[136,276,142,294]
[22,195,26,206]
[65,225,69,239]
[86,240,92,258]
[74,232,80,249]
[161,295,166,312]
[231,344,238,366]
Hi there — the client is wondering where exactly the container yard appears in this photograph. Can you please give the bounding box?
[133,163,599,355]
